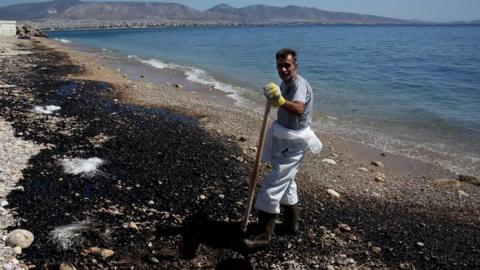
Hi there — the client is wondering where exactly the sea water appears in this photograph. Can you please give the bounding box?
[50,26,480,175]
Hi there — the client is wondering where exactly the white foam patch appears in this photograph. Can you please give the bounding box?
[50,220,105,251]
[32,105,61,114]
[54,38,71,44]
[127,54,140,60]
[61,157,104,177]
[140,58,252,106]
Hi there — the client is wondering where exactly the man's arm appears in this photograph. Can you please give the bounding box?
[281,100,304,116]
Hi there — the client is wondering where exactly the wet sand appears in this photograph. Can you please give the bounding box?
[0,37,479,269]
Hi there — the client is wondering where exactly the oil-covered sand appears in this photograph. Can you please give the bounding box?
[0,37,479,269]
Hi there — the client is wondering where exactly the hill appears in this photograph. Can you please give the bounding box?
[0,0,418,28]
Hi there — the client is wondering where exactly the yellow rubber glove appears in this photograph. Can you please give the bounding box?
[263,82,285,107]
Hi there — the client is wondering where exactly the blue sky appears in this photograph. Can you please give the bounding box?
[0,0,479,22]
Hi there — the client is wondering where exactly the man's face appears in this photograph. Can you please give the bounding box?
[276,54,297,82]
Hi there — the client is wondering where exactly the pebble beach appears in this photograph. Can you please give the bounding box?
[1,36,479,269]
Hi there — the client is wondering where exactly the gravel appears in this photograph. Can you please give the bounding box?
[0,37,479,269]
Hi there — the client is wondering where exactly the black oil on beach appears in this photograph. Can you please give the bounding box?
[1,40,480,269]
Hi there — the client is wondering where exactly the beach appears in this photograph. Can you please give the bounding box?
[0,36,479,269]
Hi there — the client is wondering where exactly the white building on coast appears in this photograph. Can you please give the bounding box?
[0,21,17,37]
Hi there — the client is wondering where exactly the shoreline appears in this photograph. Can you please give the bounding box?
[40,37,478,215]
[48,31,480,177]
[1,37,479,269]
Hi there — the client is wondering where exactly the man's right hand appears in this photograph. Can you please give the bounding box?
[263,82,285,107]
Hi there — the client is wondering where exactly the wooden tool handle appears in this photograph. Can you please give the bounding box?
[241,101,271,232]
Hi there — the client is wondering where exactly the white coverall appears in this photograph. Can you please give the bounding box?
[255,121,322,214]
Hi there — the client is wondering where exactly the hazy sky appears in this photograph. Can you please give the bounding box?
[0,0,479,22]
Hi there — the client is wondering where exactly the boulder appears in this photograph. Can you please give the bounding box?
[16,24,48,38]
[6,229,34,248]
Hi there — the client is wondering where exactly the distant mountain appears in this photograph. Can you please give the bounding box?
[206,4,410,24]
[0,0,420,28]
[1,0,81,20]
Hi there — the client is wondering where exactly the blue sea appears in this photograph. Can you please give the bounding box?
[49,26,480,175]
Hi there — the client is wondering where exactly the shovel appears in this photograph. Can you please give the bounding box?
[241,101,271,232]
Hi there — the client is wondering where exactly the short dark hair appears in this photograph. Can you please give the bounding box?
[276,48,297,63]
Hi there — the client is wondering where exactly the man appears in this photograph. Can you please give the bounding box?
[245,48,321,248]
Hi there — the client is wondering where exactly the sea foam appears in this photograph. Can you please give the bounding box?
[54,38,71,44]
[140,58,251,106]
[61,157,104,177]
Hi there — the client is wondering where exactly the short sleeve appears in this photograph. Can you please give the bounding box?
[291,80,308,104]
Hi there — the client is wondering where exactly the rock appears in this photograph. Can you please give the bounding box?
[16,24,48,37]
[372,246,382,254]
[199,194,207,200]
[147,200,155,205]
[322,159,337,165]
[416,242,425,247]
[2,263,15,270]
[59,262,77,270]
[346,258,355,264]
[81,247,115,259]
[374,172,386,182]
[148,256,159,264]
[1,200,8,207]
[128,222,139,230]
[434,178,460,187]
[326,265,335,270]
[10,186,24,192]
[338,223,352,232]
[457,175,480,186]
[238,137,247,142]
[174,84,183,89]
[6,229,34,248]
[13,246,22,255]
[327,189,340,198]
[358,167,369,172]
[218,194,225,199]
[371,161,384,168]
[458,190,469,197]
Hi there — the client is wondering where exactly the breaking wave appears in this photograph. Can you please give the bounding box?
[140,58,252,106]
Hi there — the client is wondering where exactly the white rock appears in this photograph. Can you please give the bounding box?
[371,160,384,168]
[59,262,77,270]
[218,194,225,199]
[338,223,352,232]
[2,262,15,270]
[128,222,139,231]
[416,242,425,247]
[327,189,341,198]
[0,200,8,207]
[458,190,469,197]
[322,159,337,165]
[13,246,22,255]
[6,229,34,248]
[374,172,386,182]
[358,167,369,172]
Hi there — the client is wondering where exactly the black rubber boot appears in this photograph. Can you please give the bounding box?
[244,211,278,249]
[276,204,299,235]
